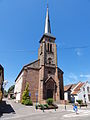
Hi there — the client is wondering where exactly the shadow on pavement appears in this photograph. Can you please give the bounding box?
[0,100,15,117]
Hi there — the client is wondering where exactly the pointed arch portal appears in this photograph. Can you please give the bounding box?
[45,77,57,99]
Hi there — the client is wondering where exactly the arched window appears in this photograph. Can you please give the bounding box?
[48,71,51,74]
[48,58,52,64]
[50,44,52,52]
[48,43,49,52]
[47,43,52,52]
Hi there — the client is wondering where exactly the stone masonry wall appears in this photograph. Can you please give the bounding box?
[21,68,39,102]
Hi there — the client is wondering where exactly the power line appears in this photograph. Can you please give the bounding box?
[0,50,36,53]
[59,45,90,50]
[0,45,90,53]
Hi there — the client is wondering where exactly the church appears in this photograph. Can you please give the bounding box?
[14,6,64,103]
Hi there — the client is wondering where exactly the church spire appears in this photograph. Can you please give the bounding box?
[44,4,51,34]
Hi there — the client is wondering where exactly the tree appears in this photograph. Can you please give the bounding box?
[8,85,15,93]
[21,82,33,105]
[4,90,8,98]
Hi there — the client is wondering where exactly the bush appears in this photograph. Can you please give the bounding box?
[40,104,44,110]
[21,99,25,104]
[11,96,15,99]
[23,99,33,106]
[46,98,53,105]
[76,100,83,105]
[44,104,49,108]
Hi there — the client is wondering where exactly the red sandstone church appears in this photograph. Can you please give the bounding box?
[14,6,64,103]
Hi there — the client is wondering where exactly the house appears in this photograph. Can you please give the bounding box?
[64,84,77,102]
[64,81,90,104]
[0,65,4,101]
[14,6,64,103]
[71,81,90,103]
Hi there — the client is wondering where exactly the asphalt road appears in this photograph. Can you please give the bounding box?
[0,99,90,120]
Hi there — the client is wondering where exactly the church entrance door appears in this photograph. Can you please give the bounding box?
[47,89,53,99]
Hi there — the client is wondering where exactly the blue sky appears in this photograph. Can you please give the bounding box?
[0,0,90,90]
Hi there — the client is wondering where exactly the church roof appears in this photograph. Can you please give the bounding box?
[24,59,40,69]
[0,64,3,69]
[58,67,64,74]
[15,59,40,82]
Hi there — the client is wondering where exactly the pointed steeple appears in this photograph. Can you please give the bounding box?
[44,5,51,34]
[39,4,56,43]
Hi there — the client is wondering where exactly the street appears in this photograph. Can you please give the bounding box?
[0,99,90,120]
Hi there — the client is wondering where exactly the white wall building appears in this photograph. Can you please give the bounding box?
[64,84,76,102]
[71,81,90,104]
[14,72,24,102]
[64,81,90,104]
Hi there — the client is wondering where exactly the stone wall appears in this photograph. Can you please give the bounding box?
[21,68,39,102]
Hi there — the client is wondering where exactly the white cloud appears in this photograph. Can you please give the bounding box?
[80,74,90,82]
[80,74,90,78]
[64,73,78,85]
[75,48,82,56]
[69,73,78,81]
[64,73,90,85]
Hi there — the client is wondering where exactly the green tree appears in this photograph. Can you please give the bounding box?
[4,90,8,98]
[8,85,15,93]
[21,82,33,105]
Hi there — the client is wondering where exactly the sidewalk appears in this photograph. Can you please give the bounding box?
[1,99,90,120]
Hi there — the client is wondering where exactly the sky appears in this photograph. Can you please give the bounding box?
[0,0,90,90]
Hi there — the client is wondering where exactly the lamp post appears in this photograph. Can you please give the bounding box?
[29,92,31,99]
[65,100,66,110]
[35,91,38,110]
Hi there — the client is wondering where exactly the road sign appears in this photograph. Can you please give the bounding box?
[35,92,38,96]
[29,92,31,97]
[73,105,78,114]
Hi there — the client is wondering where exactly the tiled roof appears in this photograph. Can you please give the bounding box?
[64,84,77,92]
[71,82,84,95]
[74,83,84,91]
[71,91,78,95]
[64,84,72,91]
[71,84,77,89]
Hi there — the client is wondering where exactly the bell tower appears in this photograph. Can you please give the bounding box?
[38,6,57,68]
[38,5,61,103]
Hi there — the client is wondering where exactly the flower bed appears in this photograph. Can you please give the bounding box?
[36,103,58,110]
